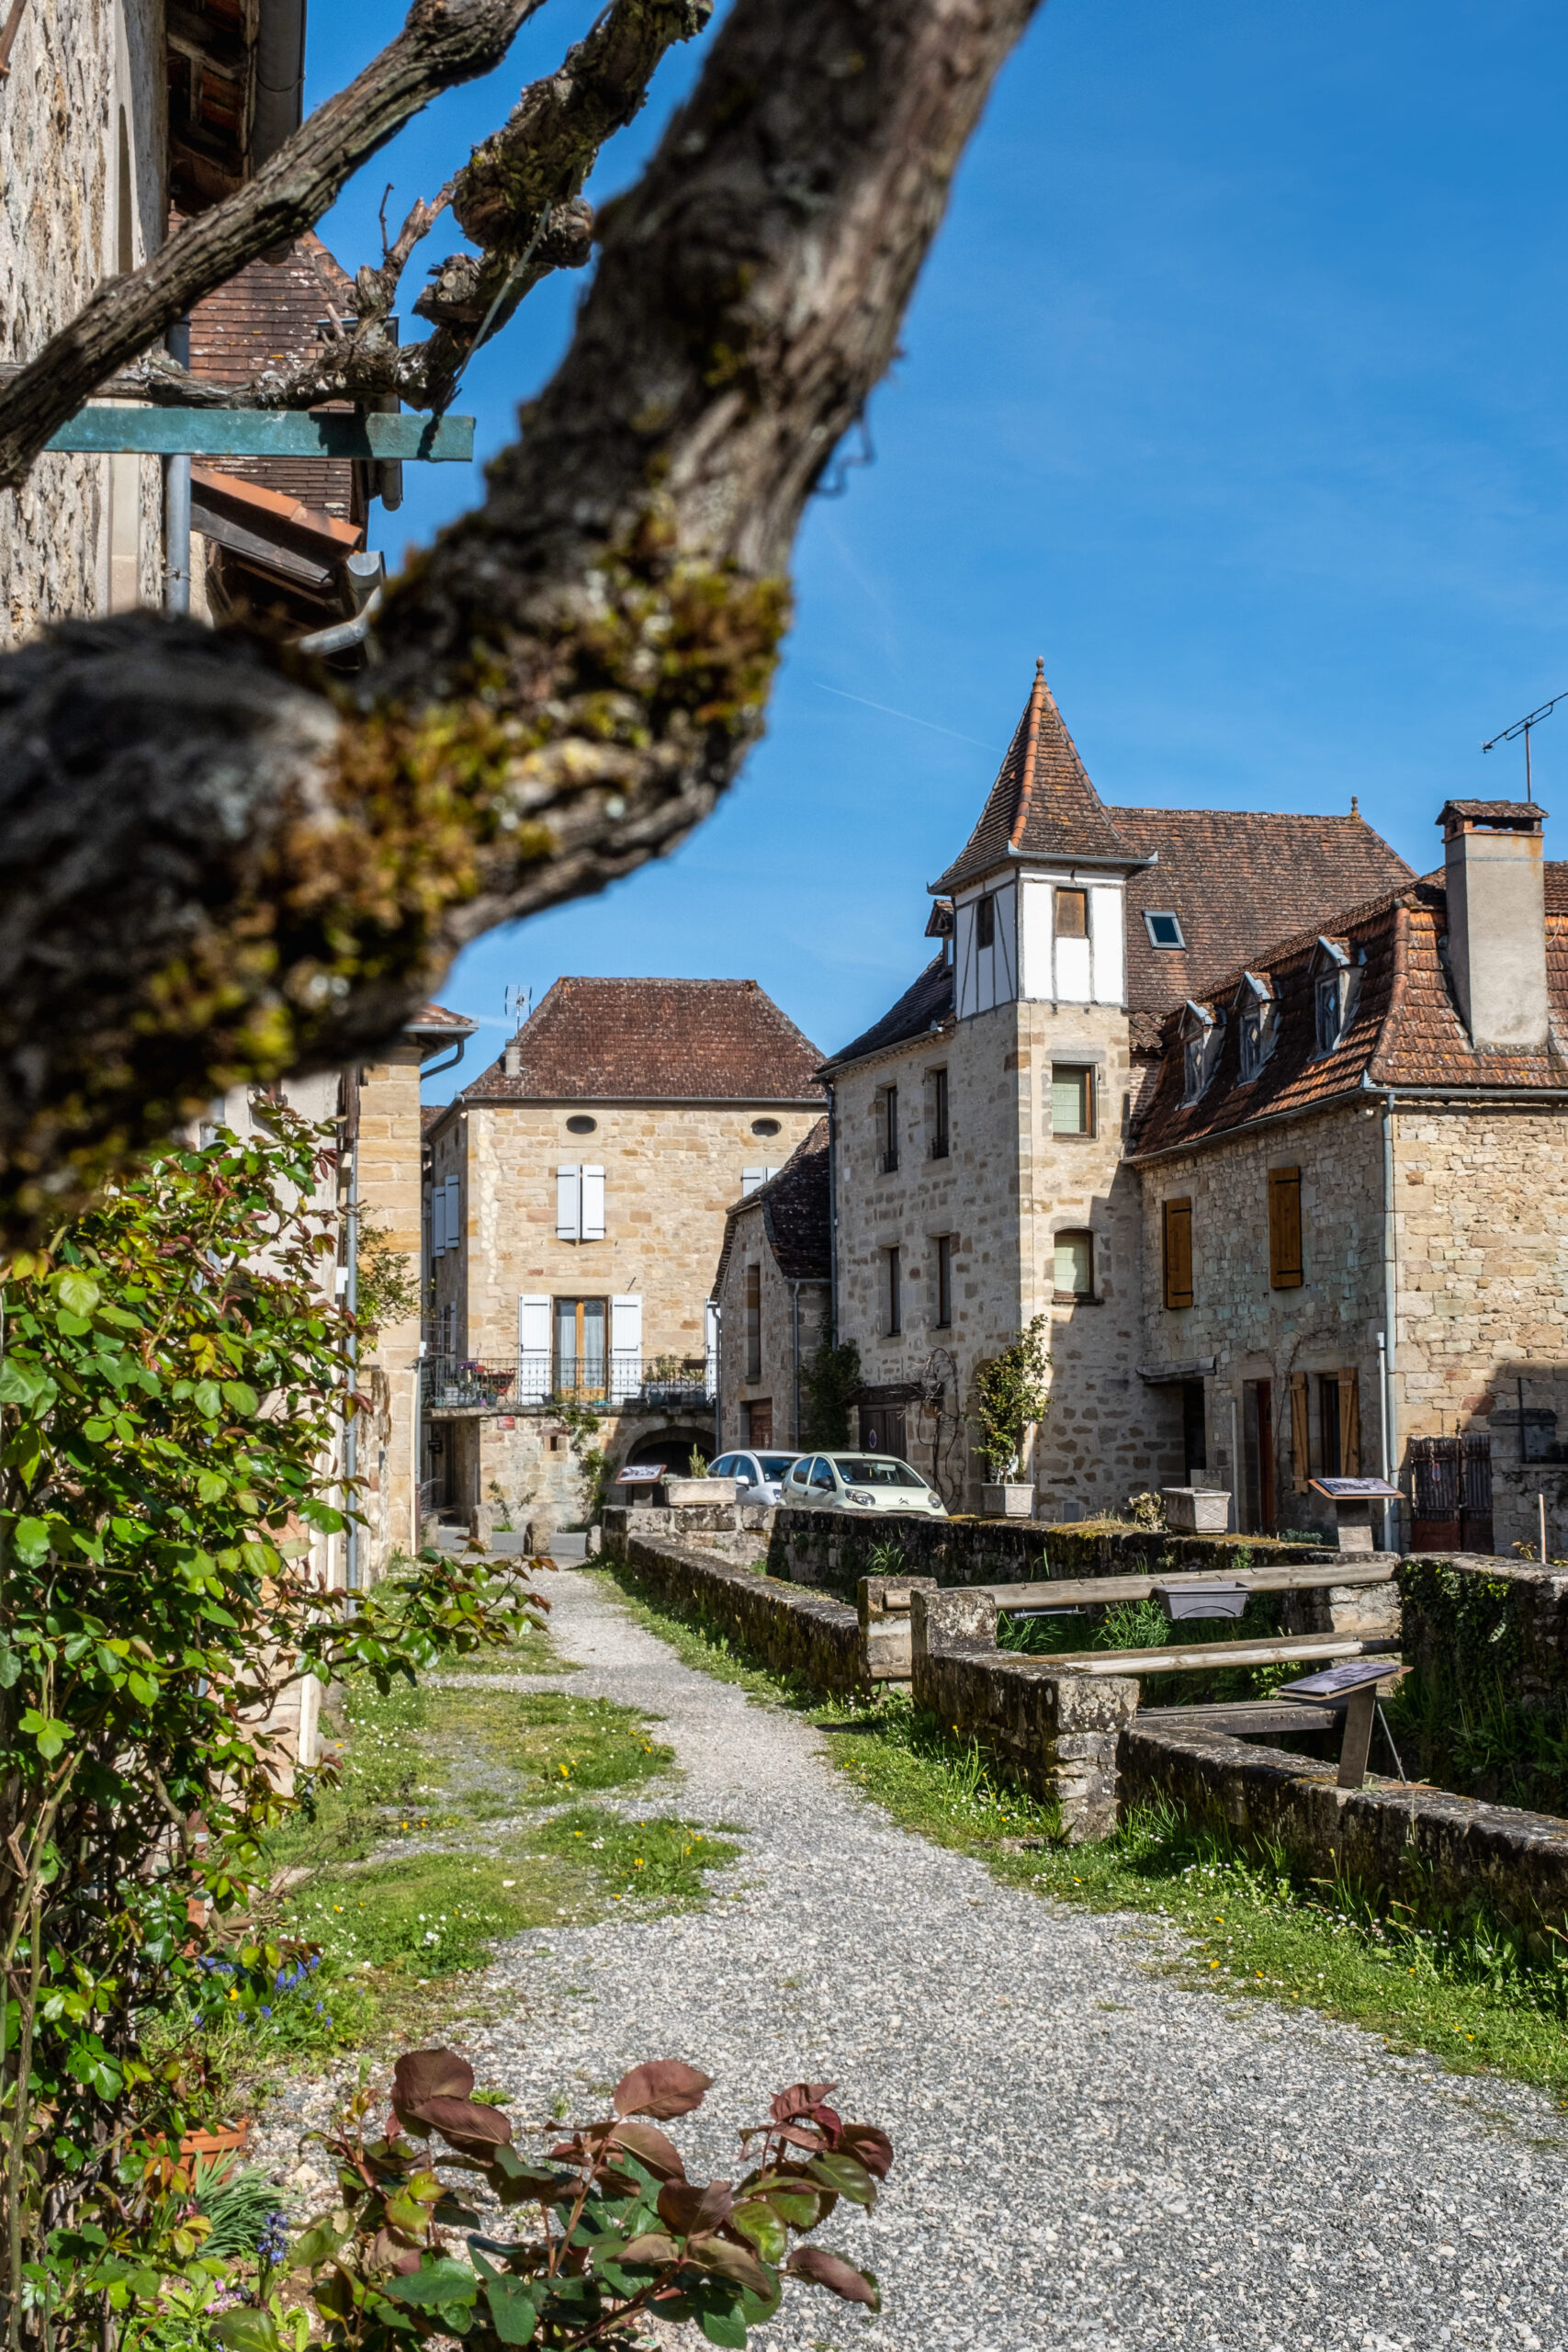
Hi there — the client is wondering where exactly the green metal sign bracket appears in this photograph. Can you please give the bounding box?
[44,409,475,462]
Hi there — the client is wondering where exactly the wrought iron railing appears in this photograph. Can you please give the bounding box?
[422,1353,716,1413]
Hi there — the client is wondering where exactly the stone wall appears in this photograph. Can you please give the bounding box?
[358,1045,426,1572]
[1121,1718,1568,1942]
[766,1505,1343,1600]
[1136,1101,1387,1542]
[909,1585,1137,1842]
[0,0,165,641]
[617,1532,861,1695]
[1397,1554,1568,1717]
[604,1501,774,1568]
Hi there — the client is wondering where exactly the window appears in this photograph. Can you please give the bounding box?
[1055,888,1088,939]
[1054,1229,1093,1299]
[1162,1196,1193,1310]
[741,1167,781,1196]
[880,1084,899,1173]
[1315,972,1344,1055]
[745,1262,761,1383]
[556,1164,605,1241]
[1268,1165,1303,1289]
[976,894,996,949]
[1318,1372,1361,1478]
[1237,977,1275,1081]
[886,1245,902,1335]
[809,1458,836,1492]
[566,1114,597,1135]
[935,1234,953,1328]
[1143,910,1185,949]
[751,1117,781,1136]
[1051,1064,1093,1136]
[1317,1375,1342,1479]
[930,1067,950,1159]
[555,1296,606,1395]
[1180,1005,1219,1104]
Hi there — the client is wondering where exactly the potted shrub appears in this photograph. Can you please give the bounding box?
[973,1316,1050,1517]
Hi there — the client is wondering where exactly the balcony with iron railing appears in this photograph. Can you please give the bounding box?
[421,1352,716,1415]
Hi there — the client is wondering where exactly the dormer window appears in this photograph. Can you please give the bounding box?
[1235,971,1276,1081]
[1180,1001,1221,1104]
[1144,910,1185,949]
[1311,938,1359,1057]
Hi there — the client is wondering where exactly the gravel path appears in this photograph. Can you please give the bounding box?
[272,1565,1568,2351]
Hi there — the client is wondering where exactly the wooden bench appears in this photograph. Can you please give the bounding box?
[981,1560,1393,1612]
[1017,1633,1400,1677]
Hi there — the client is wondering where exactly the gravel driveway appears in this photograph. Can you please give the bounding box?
[283,1563,1568,2351]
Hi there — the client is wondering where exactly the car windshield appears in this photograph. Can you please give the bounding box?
[836,1457,927,1488]
[757,1454,798,1477]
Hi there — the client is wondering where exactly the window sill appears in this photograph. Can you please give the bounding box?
[1053,1290,1100,1306]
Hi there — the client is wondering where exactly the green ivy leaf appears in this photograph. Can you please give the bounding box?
[221,1381,259,1418]
[53,1270,101,1317]
[12,1518,51,1566]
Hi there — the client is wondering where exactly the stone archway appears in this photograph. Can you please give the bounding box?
[617,1426,714,1475]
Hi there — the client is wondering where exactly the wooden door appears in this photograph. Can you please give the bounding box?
[859,1404,906,1459]
[747,1399,773,1448]
[1256,1379,1276,1534]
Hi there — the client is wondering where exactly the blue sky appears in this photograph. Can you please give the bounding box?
[309,0,1568,1098]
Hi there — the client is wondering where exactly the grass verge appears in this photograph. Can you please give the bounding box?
[595,1555,1568,2100]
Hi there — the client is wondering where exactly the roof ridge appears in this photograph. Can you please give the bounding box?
[1008,658,1048,852]
[1152,879,1427,1037]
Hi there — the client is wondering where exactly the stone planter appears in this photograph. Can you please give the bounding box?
[981,1482,1035,1519]
[1162,1485,1231,1534]
[664,1476,738,1508]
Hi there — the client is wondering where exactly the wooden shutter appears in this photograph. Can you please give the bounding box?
[611,1294,642,1360]
[556,1165,581,1240]
[445,1175,461,1252]
[581,1165,605,1240]
[1163,1196,1193,1310]
[1268,1166,1303,1289]
[1290,1371,1311,1493]
[432,1182,446,1257]
[1338,1369,1361,1476]
[517,1295,550,1399]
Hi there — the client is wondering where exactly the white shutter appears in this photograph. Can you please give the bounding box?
[445,1175,461,1251]
[556,1164,581,1240]
[581,1164,605,1240]
[432,1183,447,1257]
[518,1295,550,1401]
[741,1167,766,1197]
[705,1302,720,1396]
[611,1295,642,1398]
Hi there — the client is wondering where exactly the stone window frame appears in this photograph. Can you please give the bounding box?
[928,1065,950,1160]
[934,1232,953,1329]
[1052,1226,1097,1304]
[886,1243,903,1336]
[1050,1061,1096,1138]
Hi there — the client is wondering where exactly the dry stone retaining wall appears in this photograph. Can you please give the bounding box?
[616,1532,861,1695]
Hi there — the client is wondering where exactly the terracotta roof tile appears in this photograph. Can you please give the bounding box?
[408,1001,477,1034]
[821,956,953,1074]
[715,1118,830,1295]
[1439,799,1547,827]
[1133,865,1568,1158]
[1113,807,1414,1013]
[930,662,1142,895]
[459,978,823,1104]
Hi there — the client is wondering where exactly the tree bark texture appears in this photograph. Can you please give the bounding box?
[0,0,1042,1244]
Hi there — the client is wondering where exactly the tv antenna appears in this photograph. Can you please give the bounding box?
[504,983,531,1030]
[1482,688,1568,801]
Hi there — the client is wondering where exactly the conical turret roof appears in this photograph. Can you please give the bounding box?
[929,661,1144,895]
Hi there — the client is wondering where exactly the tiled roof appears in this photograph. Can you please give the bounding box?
[714,1119,831,1295]
[1112,807,1413,1014]
[458,978,823,1104]
[820,955,954,1076]
[1440,799,1548,827]
[189,234,361,522]
[1132,867,1568,1159]
[929,662,1143,896]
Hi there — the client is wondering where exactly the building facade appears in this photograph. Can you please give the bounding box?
[713,1121,832,1451]
[422,978,823,1533]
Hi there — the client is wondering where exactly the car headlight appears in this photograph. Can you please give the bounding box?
[848,1489,875,1506]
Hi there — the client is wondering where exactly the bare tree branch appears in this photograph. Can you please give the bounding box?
[0,0,1043,1244]
[0,0,545,491]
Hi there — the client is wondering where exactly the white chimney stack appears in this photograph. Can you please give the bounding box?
[1439,799,1549,1051]
[503,1043,522,1078]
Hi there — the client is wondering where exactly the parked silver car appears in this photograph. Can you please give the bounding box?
[779,1452,947,1517]
[709,1449,802,1505]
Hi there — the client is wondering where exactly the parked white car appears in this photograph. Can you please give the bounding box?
[708,1449,801,1504]
[780,1452,948,1517]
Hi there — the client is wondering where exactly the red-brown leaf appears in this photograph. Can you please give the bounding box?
[391,2050,474,2123]
[606,2120,687,2181]
[839,2124,894,2181]
[769,2081,837,2126]
[785,2246,881,2309]
[416,2095,513,2152]
[613,2061,714,2120]
[656,2179,734,2238]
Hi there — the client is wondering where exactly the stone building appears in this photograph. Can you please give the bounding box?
[823,659,1413,1518]
[422,978,823,1533]
[712,1120,832,1450]
[0,0,317,641]
[1134,798,1568,1555]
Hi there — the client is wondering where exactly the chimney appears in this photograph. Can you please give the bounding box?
[1439,799,1549,1050]
[503,1042,522,1078]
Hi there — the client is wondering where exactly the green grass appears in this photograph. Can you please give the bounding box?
[593,1558,1568,2100]
[535,1804,742,1908]
[584,1564,812,1704]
